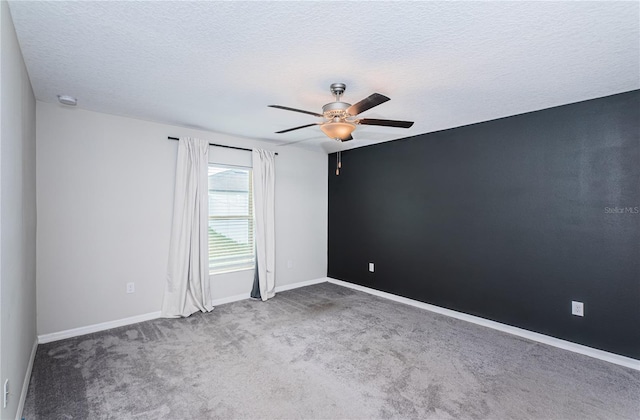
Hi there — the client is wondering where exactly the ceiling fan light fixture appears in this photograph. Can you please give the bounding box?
[320,121,356,140]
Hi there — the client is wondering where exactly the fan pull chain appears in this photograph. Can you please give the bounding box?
[336,151,342,175]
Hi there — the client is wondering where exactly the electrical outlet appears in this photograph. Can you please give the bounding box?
[572,301,584,317]
[287,260,293,269]
[126,282,135,294]
[369,262,375,272]
[3,379,8,408]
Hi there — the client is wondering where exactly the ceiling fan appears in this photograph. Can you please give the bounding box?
[269,83,414,144]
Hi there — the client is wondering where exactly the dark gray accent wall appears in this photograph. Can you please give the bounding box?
[328,90,640,359]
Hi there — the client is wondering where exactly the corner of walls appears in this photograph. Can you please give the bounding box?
[14,338,37,420]
[1,2,38,419]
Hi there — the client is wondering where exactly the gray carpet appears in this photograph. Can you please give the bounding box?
[23,282,640,419]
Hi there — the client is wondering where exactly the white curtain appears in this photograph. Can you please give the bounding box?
[161,137,213,317]
[252,149,276,301]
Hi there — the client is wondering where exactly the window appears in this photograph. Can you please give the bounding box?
[208,164,254,274]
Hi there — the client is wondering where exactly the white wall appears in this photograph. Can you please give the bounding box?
[0,1,37,418]
[36,102,327,335]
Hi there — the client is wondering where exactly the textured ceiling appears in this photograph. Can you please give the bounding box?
[8,1,640,153]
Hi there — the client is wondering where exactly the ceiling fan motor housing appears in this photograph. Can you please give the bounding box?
[322,101,352,119]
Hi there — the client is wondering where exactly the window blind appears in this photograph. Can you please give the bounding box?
[208,165,255,274]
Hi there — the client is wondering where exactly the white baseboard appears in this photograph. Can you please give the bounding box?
[211,292,251,306]
[211,277,329,305]
[36,277,330,344]
[275,277,329,293]
[328,278,640,371]
[16,338,38,420]
[38,311,162,344]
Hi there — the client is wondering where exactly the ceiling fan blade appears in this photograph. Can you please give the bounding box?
[358,118,414,128]
[275,123,319,134]
[268,105,323,118]
[347,93,390,116]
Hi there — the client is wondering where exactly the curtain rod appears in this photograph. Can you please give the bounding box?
[168,137,278,155]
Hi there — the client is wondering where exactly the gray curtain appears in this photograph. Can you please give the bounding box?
[250,257,261,299]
